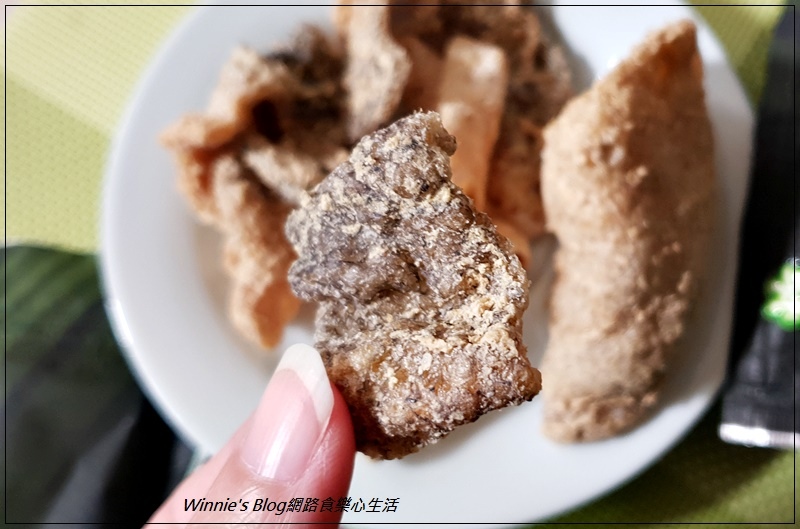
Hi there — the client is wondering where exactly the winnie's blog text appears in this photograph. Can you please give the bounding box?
[184,496,400,514]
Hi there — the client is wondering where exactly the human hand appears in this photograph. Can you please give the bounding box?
[146,344,356,527]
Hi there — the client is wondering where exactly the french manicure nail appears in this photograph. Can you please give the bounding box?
[241,343,334,482]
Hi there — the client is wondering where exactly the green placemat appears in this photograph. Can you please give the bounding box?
[550,412,795,524]
[5,2,193,251]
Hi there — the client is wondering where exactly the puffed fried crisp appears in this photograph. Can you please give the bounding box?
[342,2,573,243]
[483,7,573,240]
[398,36,443,112]
[242,133,347,206]
[173,148,223,226]
[539,20,714,442]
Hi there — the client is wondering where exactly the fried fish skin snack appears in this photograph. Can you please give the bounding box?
[286,112,541,459]
[335,2,571,251]
[338,4,411,143]
[539,21,715,442]
[482,8,572,241]
[438,36,508,213]
[161,28,346,352]
[162,28,347,223]
[160,47,293,152]
[161,46,294,227]
[398,35,443,112]
[212,155,301,350]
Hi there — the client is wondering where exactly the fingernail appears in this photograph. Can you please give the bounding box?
[241,343,334,482]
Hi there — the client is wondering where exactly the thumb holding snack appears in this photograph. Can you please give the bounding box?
[146,344,356,527]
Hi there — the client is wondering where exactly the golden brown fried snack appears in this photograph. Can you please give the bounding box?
[388,2,442,43]
[483,8,573,241]
[338,5,412,142]
[172,148,223,226]
[241,134,322,206]
[539,20,715,442]
[242,133,347,206]
[160,47,292,224]
[492,216,532,271]
[485,117,545,239]
[438,36,508,212]
[398,36,443,112]
[395,3,572,247]
[392,2,572,241]
[286,112,541,459]
[439,1,530,53]
[267,26,348,147]
[160,47,293,151]
[213,155,301,350]
[162,27,347,352]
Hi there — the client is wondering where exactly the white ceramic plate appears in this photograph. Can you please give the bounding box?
[101,2,753,525]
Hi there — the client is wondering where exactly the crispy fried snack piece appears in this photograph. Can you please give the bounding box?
[384,1,574,242]
[162,28,347,217]
[439,1,531,53]
[160,47,293,152]
[338,5,411,142]
[482,7,573,240]
[336,1,443,48]
[492,216,532,271]
[163,47,264,224]
[241,27,349,204]
[438,36,508,212]
[213,155,301,350]
[486,118,546,239]
[388,1,442,43]
[161,28,347,351]
[241,134,321,206]
[286,112,541,459]
[242,134,347,206]
[539,20,715,442]
[172,148,224,226]
[266,26,348,148]
[398,36,443,112]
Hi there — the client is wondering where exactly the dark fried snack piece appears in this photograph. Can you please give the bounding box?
[389,1,443,42]
[286,112,541,459]
[540,21,714,442]
[398,35,443,112]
